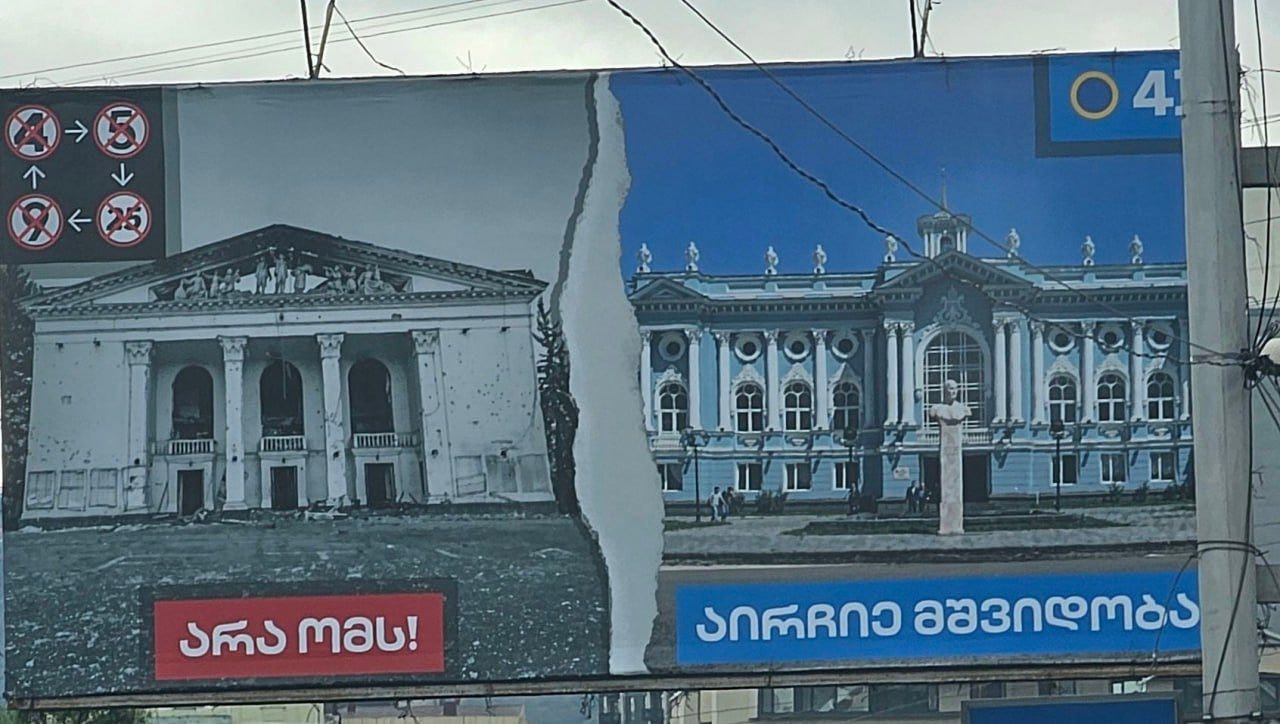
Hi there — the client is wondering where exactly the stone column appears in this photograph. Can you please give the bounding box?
[413,330,454,497]
[217,336,248,510]
[765,330,781,431]
[317,333,348,505]
[938,418,965,535]
[1008,321,1024,423]
[993,320,1008,424]
[1130,320,1146,421]
[685,328,702,430]
[1082,322,1097,422]
[813,330,829,429]
[124,340,153,511]
[899,322,916,425]
[639,331,653,432]
[715,331,732,431]
[861,328,875,427]
[884,323,900,426]
[1030,322,1045,424]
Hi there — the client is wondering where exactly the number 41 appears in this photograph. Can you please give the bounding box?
[1133,68,1182,117]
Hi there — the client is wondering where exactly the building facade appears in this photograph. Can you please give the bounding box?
[20,225,552,521]
[629,207,1192,506]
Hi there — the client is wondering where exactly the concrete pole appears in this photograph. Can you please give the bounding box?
[1180,0,1259,719]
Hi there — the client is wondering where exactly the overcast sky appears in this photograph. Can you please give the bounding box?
[0,0,1275,141]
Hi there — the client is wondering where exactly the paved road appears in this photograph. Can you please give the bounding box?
[4,513,609,699]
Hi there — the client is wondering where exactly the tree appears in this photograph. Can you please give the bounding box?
[0,264,39,531]
[0,709,148,724]
[533,299,580,517]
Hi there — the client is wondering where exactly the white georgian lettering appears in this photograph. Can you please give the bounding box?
[945,598,978,635]
[299,616,342,654]
[807,604,838,639]
[1045,596,1088,630]
[979,598,1012,634]
[1089,595,1134,631]
[1012,597,1044,632]
[211,620,255,655]
[343,616,376,653]
[1135,594,1168,631]
[376,616,409,651]
[1170,593,1201,629]
[914,600,945,635]
[696,607,727,642]
[762,605,805,640]
[839,601,870,637]
[871,601,902,636]
[179,621,211,658]
[729,606,760,641]
[256,619,288,655]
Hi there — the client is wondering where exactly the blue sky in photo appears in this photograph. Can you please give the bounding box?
[610,51,1184,278]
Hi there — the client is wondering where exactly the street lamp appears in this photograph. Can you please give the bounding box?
[1050,413,1067,512]
[681,428,709,522]
[839,425,859,514]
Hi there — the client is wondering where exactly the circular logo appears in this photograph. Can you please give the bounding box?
[8,194,63,251]
[5,104,61,161]
[96,191,152,247]
[1069,70,1120,120]
[93,101,149,159]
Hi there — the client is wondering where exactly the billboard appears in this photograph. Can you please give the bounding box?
[1,49,1198,706]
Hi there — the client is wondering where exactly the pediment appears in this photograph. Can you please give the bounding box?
[628,277,708,304]
[876,250,1034,293]
[28,225,545,310]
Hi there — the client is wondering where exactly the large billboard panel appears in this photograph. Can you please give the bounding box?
[1,49,1198,705]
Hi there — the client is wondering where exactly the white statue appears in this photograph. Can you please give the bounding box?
[684,241,700,273]
[764,245,779,276]
[1129,234,1144,265]
[812,244,827,275]
[884,235,899,263]
[1081,235,1096,267]
[1006,228,1021,259]
[929,379,970,536]
[636,243,652,274]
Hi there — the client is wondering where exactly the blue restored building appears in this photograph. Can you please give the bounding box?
[628,205,1191,506]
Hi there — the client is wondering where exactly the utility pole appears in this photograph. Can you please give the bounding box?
[1180,0,1259,720]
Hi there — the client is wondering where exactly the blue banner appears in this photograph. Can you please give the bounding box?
[675,569,1200,666]
[965,695,1178,724]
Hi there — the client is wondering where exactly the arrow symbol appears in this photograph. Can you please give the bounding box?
[68,209,90,232]
[65,120,88,143]
[111,162,134,187]
[23,165,45,189]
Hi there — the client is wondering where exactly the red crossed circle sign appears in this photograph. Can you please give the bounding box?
[94,102,149,159]
[5,105,61,161]
[97,191,152,247]
[8,194,63,251]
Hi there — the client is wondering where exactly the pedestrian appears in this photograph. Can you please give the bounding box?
[708,486,722,522]
[905,480,918,514]
[721,487,735,522]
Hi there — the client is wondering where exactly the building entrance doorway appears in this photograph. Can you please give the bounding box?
[270,466,298,511]
[177,469,204,516]
[365,463,396,507]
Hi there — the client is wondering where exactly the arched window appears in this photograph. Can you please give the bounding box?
[349,358,394,434]
[783,381,813,432]
[923,331,986,426]
[1097,372,1128,423]
[657,381,688,433]
[260,360,304,436]
[1146,372,1177,421]
[1047,375,1078,424]
[172,366,214,439]
[831,381,861,433]
[734,383,764,433]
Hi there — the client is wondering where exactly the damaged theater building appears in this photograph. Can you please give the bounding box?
[16,224,554,521]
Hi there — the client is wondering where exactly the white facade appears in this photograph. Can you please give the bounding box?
[21,225,552,520]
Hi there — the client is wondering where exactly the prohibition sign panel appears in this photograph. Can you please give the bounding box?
[94,102,149,159]
[97,191,152,247]
[1,88,166,264]
[8,194,63,251]
[6,105,61,161]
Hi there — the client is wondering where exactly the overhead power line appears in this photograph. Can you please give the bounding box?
[334,3,407,75]
[0,0,496,82]
[55,0,587,85]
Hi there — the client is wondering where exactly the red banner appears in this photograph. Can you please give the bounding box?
[153,592,446,680]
